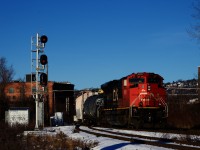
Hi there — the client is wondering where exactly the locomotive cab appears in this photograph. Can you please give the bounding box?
[125,73,168,128]
[127,73,167,108]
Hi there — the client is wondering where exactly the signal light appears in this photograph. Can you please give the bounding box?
[40,35,48,43]
[40,73,48,86]
[40,54,48,65]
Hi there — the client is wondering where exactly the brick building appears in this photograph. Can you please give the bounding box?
[4,79,75,124]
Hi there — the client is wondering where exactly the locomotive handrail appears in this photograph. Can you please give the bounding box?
[130,92,149,107]
[150,93,168,118]
[130,92,148,118]
[130,95,140,118]
[159,97,168,118]
[130,92,168,118]
[130,95,140,107]
[149,93,168,118]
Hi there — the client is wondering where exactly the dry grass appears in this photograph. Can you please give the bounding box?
[0,121,98,150]
[25,131,98,150]
[0,122,28,150]
[167,95,200,129]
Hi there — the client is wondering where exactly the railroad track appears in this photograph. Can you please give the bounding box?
[78,126,200,150]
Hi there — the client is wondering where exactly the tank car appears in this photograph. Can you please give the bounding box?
[83,72,168,128]
[83,95,104,125]
[74,89,101,125]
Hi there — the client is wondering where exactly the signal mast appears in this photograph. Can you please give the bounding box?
[31,33,48,130]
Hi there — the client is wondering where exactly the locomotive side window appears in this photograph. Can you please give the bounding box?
[129,78,144,88]
[148,78,158,83]
[123,79,127,86]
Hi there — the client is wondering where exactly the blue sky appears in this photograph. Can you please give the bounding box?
[0,0,199,89]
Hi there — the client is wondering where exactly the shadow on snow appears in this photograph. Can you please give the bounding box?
[101,142,139,150]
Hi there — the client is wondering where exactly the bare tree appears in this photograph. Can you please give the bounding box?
[0,57,15,97]
[189,0,200,41]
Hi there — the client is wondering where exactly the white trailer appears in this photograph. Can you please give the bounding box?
[5,107,29,126]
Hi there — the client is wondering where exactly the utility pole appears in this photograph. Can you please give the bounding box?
[31,33,48,130]
[198,66,200,101]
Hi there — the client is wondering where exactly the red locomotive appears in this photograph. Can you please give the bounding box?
[83,72,168,128]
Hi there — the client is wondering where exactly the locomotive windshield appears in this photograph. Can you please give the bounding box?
[129,78,144,84]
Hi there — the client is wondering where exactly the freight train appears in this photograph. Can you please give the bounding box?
[81,72,168,128]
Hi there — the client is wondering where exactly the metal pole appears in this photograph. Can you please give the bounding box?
[35,33,39,130]
[54,91,56,113]
[198,66,200,101]
[31,33,48,130]
[81,91,84,121]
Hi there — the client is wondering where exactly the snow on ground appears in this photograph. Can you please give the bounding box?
[187,98,199,104]
[45,126,173,150]
[95,127,200,141]
[25,125,200,149]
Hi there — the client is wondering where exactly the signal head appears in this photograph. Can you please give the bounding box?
[40,73,48,86]
[40,35,48,43]
[40,54,48,65]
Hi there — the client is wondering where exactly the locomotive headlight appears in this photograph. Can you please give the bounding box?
[148,113,152,122]
[148,85,151,91]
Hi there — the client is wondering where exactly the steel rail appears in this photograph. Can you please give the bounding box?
[78,126,200,150]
